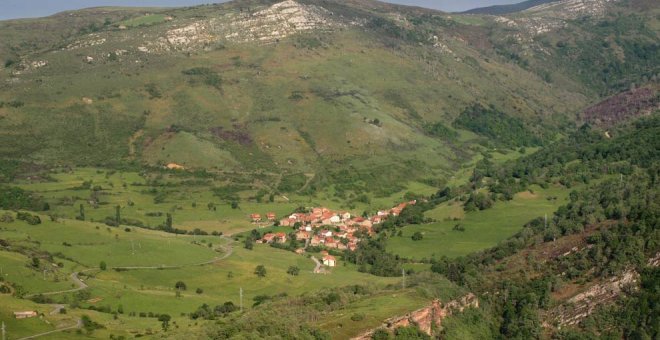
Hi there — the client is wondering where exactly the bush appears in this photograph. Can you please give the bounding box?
[254,265,267,277]
[411,232,424,241]
[351,313,365,321]
[16,211,41,225]
[287,266,300,276]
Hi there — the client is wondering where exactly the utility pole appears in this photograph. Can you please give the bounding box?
[239,287,243,312]
[43,269,46,280]
[131,240,135,255]
[2,321,6,340]
[544,214,548,229]
[402,268,406,289]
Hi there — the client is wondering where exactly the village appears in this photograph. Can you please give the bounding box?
[248,200,416,268]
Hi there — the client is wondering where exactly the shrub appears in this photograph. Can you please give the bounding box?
[287,266,300,276]
[351,313,365,321]
[16,211,41,225]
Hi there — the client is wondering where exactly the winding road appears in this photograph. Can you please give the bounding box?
[24,271,90,298]
[15,236,236,340]
[26,236,235,297]
[110,235,235,270]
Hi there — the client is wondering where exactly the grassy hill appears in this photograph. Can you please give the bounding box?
[0,0,658,338]
[1,0,656,196]
[461,0,558,15]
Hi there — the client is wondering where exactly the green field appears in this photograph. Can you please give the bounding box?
[0,212,401,338]
[388,185,570,259]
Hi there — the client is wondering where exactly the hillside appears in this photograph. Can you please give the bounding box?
[462,0,559,15]
[0,0,656,198]
[0,1,658,338]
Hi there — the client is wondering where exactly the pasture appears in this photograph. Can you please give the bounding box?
[388,185,570,259]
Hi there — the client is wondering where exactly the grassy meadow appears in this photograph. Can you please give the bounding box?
[388,185,570,259]
[0,211,401,338]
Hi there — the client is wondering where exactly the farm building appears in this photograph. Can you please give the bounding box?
[322,255,336,267]
[250,214,262,222]
[14,311,38,319]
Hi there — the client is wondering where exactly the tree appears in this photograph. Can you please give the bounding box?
[99,261,107,271]
[287,266,300,276]
[78,203,85,221]
[175,281,187,291]
[244,237,254,250]
[231,201,239,209]
[254,265,267,277]
[165,213,173,229]
[372,329,391,340]
[158,314,171,331]
[394,326,430,339]
[411,232,424,241]
[31,257,40,268]
[115,205,121,226]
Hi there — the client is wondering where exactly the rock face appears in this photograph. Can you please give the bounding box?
[217,0,344,44]
[351,293,479,339]
[146,0,346,52]
[524,0,619,19]
[550,269,639,326]
[491,0,619,41]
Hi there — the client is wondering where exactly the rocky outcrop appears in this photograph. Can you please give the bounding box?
[524,0,619,19]
[490,0,619,42]
[351,293,479,339]
[144,0,347,52]
[217,0,344,44]
[549,269,639,327]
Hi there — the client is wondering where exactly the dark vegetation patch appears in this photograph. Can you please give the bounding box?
[182,67,223,90]
[0,187,48,211]
[582,86,659,127]
[454,104,543,147]
[209,125,253,146]
[277,173,307,193]
[424,121,458,140]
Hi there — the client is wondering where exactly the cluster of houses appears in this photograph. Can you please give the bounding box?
[253,200,417,261]
[249,212,277,223]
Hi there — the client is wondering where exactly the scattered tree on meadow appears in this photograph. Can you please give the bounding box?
[244,237,254,250]
[78,203,85,221]
[115,205,121,226]
[287,266,300,276]
[158,314,171,331]
[99,261,107,271]
[175,281,187,291]
[254,265,267,277]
